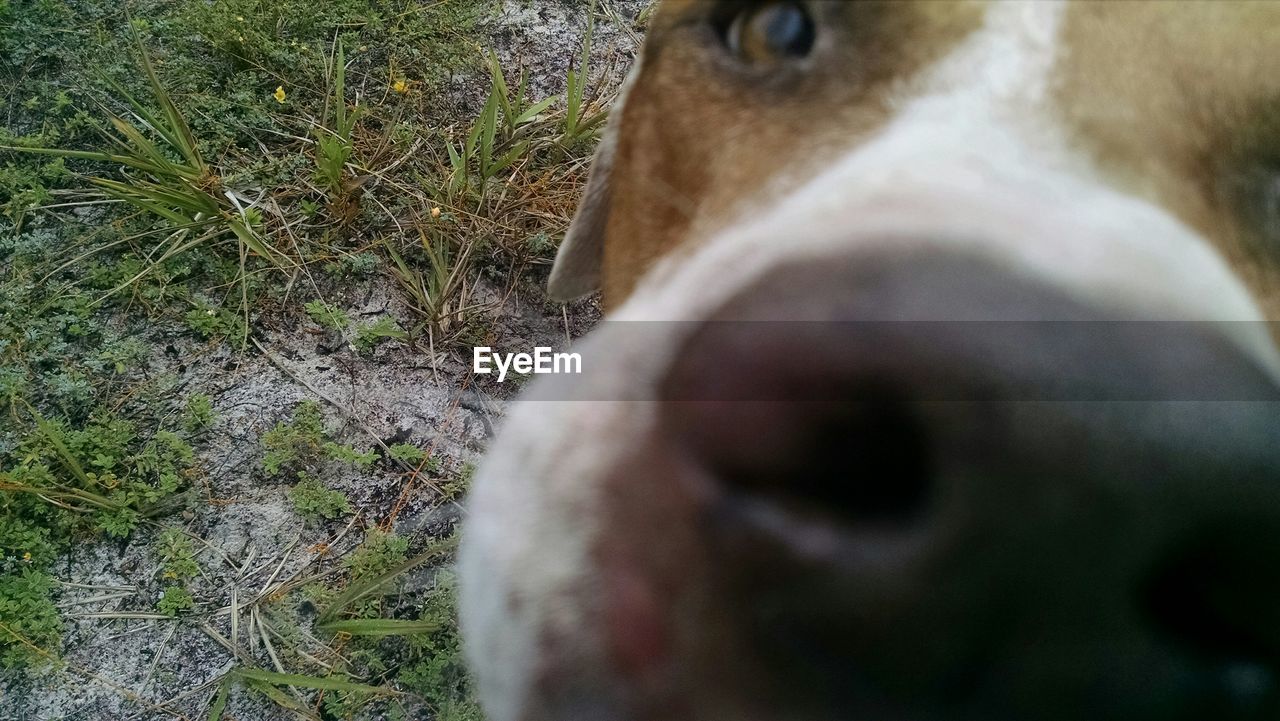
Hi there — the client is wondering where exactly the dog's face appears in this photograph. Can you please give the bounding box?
[461,2,1280,720]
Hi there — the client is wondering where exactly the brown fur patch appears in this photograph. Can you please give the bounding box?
[600,0,984,306]
[1055,0,1280,319]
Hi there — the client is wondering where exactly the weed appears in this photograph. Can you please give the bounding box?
[185,301,246,340]
[288,472,351,523]
[437,460,478,503]
[261,399,327,477]
[314,42,364,202]
[324,251,379,278]
[487,51,559,140]
[446,49,557,198]
[183,393,217,433]
[324,442,379,469]
[157,584,195,616]
[398,570,483,720]
[97,507,140,539]
[0,0,617,701]
[304,300,351,331]
[344,530,409,583]
[387,443,429,468]
[0,569,62,668]
[0,224,201,666]
[6,412,197,544]
[354,316,408,354]
[384,226,477,345]
[155,527,200,581]
[526,231,555,257]
[302,580,337,610]
[1,29,290,319]
[559,0,608,150]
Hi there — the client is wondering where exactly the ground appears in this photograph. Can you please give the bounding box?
[0,1,645,719]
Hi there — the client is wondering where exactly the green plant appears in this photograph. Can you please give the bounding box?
[0,28,289,320]
[324,442,378,469]
[157,584,195,616]
[97,507,140,538]
[324,251,379,278]
[559,0,608,150]
[6,410,196,537]
[261,400,327,477]
[437,460,477,503]
[314,42,363,199]
[445,49,557,198]
[384,226,477,343]
[156,527,200,581]
[343,529,408,582]
[0,569,62,668]
[398,570,482,720]
[288,472,351,523]
[312,532,457,641]
[304,299,351,331]
[387,443,429,467]
[354,316,408,354]
[183,393,216,433]
[487,50,558,140]
[0,0,608,694]
[218,666,392,721]
[185,301,245,340]
[458,461,477,487]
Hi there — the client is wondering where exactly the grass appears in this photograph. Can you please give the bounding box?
[0,0,645,715]
[313,42,363,202]
[2,26,291,343]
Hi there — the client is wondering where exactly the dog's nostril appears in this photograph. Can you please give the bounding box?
[696,393,935,527]
[1142,521,1280,669]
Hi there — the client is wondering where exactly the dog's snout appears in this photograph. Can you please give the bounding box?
[650,253,1280,719]
[666,393,936,530]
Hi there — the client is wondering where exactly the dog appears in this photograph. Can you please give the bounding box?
[460,2,1280,720]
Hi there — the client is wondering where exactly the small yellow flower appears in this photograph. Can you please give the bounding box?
[273,86,286,104]
[392,79,409,95]
[430,207,442,219]
[22,552,31,562]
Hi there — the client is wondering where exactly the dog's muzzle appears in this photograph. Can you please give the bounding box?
[653,251,1280,719]
[463,250,1280,721]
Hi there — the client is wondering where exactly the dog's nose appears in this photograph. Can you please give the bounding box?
[656,253,1280,720]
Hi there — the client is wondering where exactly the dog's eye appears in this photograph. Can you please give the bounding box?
[724,2,816,64]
